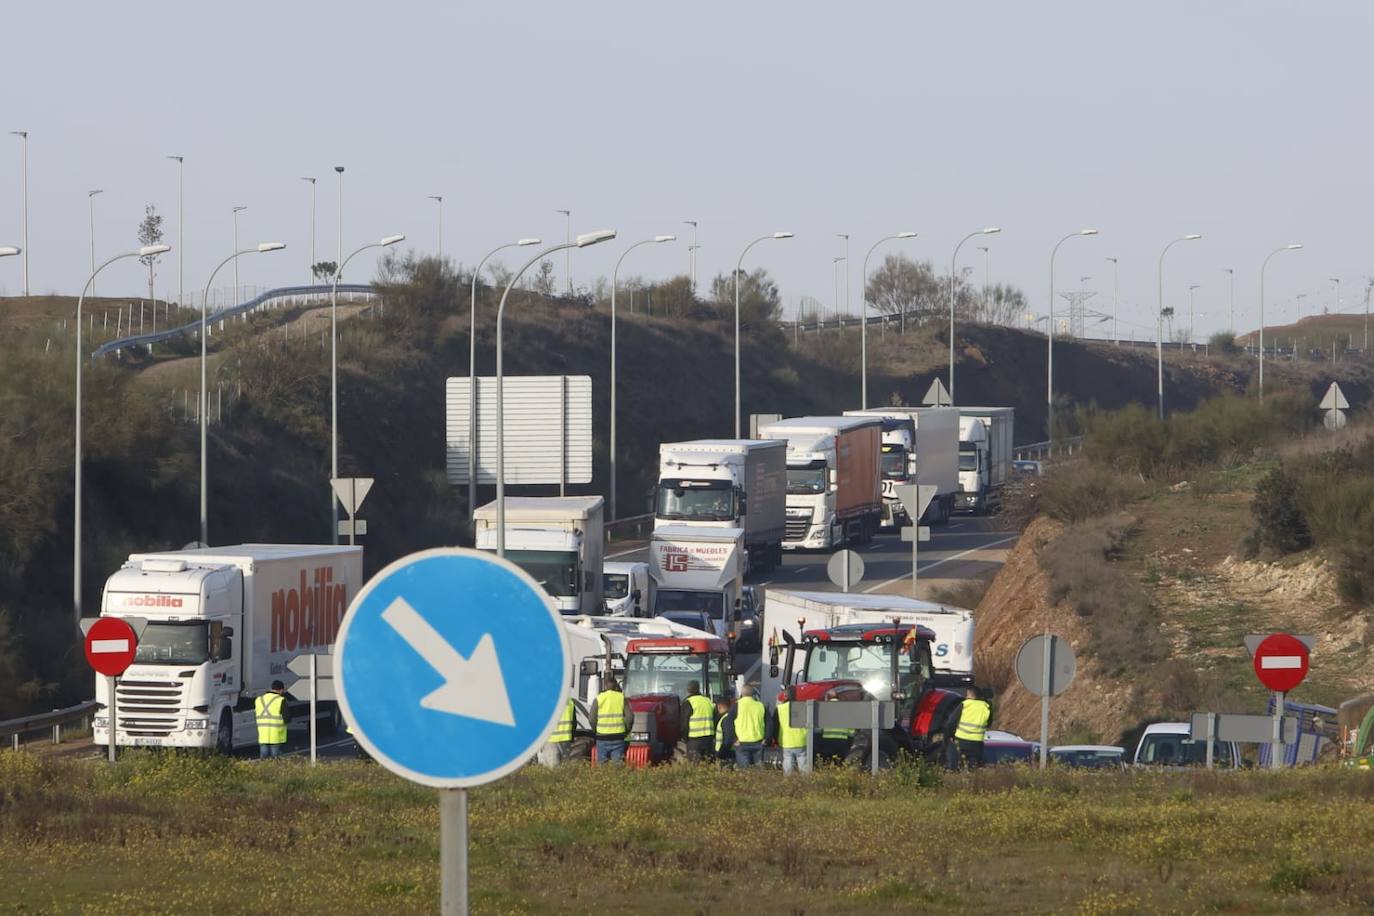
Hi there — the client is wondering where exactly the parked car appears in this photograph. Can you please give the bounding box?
[1050,745,1126,769]
[1133,722,1240,768]
[983,729,1038,766]
[1011,459,1043,478]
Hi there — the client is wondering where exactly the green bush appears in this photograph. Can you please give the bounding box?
[1208,331,1241,355]
[1039,465,1145,523]
[1249,468,1312,555]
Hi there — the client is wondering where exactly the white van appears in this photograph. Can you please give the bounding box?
[1133,722,1240,769]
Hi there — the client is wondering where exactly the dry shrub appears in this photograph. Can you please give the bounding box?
[1039,464,1146,523]
[929,578,990,610]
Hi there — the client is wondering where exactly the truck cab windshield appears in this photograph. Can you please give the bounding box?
[803,641,925,699]
[655,590,724,620]
[655,480,735,521]
[624,653,729,699]
[880,448,908,480]
[505,550,578,598]
[132,621,210,665]
[603,573,630,599]
[786,462,827,495]
[958,449,979,472]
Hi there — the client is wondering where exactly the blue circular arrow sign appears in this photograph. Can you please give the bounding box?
[336,548,570,788]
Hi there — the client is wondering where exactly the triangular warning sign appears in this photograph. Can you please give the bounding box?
[922,377,952,407]
[331,477,375,516]
[1318,382,1349,411]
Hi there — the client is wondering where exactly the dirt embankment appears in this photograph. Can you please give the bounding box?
[972,517,1135,743]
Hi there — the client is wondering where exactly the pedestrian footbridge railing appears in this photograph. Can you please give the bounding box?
[92,284,376,358]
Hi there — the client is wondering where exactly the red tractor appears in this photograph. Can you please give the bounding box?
[771,620,965,767]
[622,632,734,766]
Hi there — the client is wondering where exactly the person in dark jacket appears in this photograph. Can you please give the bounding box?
[713,694,737,766]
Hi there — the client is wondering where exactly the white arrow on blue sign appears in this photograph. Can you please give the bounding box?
[336,547,570,789]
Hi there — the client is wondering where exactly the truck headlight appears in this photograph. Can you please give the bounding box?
[185,718,208,730]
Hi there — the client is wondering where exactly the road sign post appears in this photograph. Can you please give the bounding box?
[922,377,952,407]
[331,477,374,546]
[894,484,936,597]
[81,616,141,764]
[827,549,865,591]
[1015,634,1077,769]
[287,653,336,764]
[336,548,570,915]
[1247,632,1311,770]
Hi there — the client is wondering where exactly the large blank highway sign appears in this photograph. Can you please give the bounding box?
[445,376,593,485]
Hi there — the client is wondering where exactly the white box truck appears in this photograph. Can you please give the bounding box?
[93,544,364,754]
[844,407,959,527]
[956,407,1014,514]
[759,416,883,550]
[760,589,975,702]
[647,526,761,651]
[655,439,787,572]
[474,496,604,614]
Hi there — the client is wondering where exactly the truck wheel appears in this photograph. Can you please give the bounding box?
[215,709,234,756]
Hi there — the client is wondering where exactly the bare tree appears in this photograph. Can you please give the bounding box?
[529,259,557,296]
[864,254,942,324]
[137,205,164,303]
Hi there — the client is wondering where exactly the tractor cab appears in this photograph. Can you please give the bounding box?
[776,621,936,703]
[623,634,733,764]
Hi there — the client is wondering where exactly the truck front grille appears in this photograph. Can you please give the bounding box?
[785,518,810,541]
[116,680,186,736]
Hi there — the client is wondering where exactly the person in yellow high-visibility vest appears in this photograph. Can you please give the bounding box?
[679,680,715,762]
[590,677,630,764]
[254,680,290,758]
[550,696,578,763]
[954,687,992,768]
[770,686,811,774]
[733,685,767,769]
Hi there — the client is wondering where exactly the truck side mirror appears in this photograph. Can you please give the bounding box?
[828,469,838,488]
[737,493,748,515]
[579,659,600,676]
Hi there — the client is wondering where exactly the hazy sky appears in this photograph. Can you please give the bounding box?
[2,1,1371,337]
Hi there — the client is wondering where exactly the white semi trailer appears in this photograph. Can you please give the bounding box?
[93,544,364,754]
[844,407,959,527]
[474,496,605,614]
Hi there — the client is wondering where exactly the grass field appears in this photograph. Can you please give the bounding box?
[3,752,1374,914]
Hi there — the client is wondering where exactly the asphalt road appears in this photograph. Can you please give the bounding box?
[607,514,1018,596]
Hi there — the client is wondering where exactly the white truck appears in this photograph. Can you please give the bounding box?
[759,416,883,550]
[647,525,761,652]
[956,407,1014,514]
[760,589,975,702]
[655,439,787,572]
[92,544,364,754]
[844,407,960,527]
[602,561,652,617]
[474,496,604,614]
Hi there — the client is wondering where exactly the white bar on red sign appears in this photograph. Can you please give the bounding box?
[91,639,130,653]
[1260,656,1302,669]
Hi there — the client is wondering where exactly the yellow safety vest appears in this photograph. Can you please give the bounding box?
[685,694,715,739]
[954,699,991,742]
[735,696,766,743]
[551,698,575,743]
[776,701,809,750]
[595,690,628,736]
[255,692,287,745]
[715,717,726,752]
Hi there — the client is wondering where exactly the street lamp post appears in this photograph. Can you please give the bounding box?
[1259,244,1303,400]
[950,228,1000,403]
[1222,268,1234,334]
[683,220,698,291]
[734,232,793,438]
[832,256,845,322]
[199,242,286,546]
[610,234,675,521]
[1156,234,1201,419]
[428,195,444,259]
[334,166,344,281]
[861,232,917,409]
[1048,229,1098,438]
[1105,257,1119,344]
[556,209,572,294]
[837,234,850,326]
[87,190,104,296]
[74,244,171,626]
[977,246,990,318]
[10,131,27,294]
[467,238,541,521]
[167,156,183,309]
[331,235,406,542]
[1189,284,1201,346]
[300,177,316,285]
[231,207,247,303]
[1329,277,1341,317]
[495,231,617,556]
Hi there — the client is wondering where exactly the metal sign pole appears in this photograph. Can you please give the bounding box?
[309,654,318,765]
[559,375,567,497]
[842,557,850,592]
[911,524,919,598]
[108,675,117,764]
[870,701,880,776]
[440,788,469,915]
[805,701,815,772]
[1038,634,1051,770]
[1204,713,1215,769]
[348,479,357,547]
[1271,691,1284,770]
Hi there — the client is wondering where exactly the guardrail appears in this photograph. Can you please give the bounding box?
[1014,436,1083,462]
[1,700,98,751]
[93,283,377,358]
[605,513,653,544]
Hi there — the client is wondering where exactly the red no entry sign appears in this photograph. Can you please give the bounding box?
[1252,632,1309,693]
[84,617,139,677]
